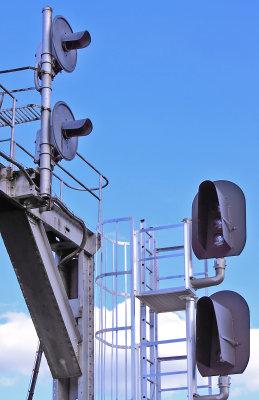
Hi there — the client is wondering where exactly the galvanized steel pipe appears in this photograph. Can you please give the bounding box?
[194,376,230,400]
[183,218,193,289]
[186,296,197,400]
[191,258,226,289]
[39,6,52,197]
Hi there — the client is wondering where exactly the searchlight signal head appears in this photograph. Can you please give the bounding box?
[62,118,93,139]
[192,180,246,259]
[62,30,91,51]
[196,290,250,377]
[50,101,92,162]
[51,15,91,74]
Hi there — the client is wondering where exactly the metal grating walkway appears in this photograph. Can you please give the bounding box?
[0,104,41,127]
[136,287,197,313]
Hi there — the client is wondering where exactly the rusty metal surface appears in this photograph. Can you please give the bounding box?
[0,104,42,127]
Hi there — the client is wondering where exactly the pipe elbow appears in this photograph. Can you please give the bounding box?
[194,376,230,400]
[191,258,226,289]
[215,387,229,400]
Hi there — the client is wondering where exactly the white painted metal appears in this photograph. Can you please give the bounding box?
[95,219,212,399]
[140,220,148,399]
[183,218,197,400]
[183,218,193,290]
[186,298,197,400]
[95,218,135,399]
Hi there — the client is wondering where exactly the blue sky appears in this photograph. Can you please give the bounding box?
[0,1,259,399]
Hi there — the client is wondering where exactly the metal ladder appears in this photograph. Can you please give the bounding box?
[139,219,159,399]
[135,219,211,399]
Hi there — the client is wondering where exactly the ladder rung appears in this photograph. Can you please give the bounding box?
[159,381,210,393]
[140,338,186,347]
[158,274,185,281]
[156,245,184,253]
[158,355,187,362]
[161,386,188,392]
[143,370,187,378]
[139,252,184,262]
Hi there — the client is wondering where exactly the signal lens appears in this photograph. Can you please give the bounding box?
[214,234,224,247]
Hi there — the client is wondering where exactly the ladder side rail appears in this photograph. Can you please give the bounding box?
[111,236,115,400]
[131,219,137,400]
[148,232,156,398]
[140,220,148,399]
[184,218,197,400]
[124,241,128,399]
[148,229,155,290]
[115,221,119,399]
[154,238,160,399]
[204,259,213,396]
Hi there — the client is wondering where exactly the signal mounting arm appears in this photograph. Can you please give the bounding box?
[194,376,230,400]
[190,258,226,289]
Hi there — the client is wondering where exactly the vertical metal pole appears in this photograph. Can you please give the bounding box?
[154,238,160,400]
[115,222,119,399]
[104,240,107,397]
[100,236,104,400]
[186,297,197,400]
[183,218,193,289]
[53,252,71,400]
[78,251,95,400]
[132,225,137,400]
[9,97,17,171]
[204,259,213,395]
[149,232,155,398]
[98,175,102,226]
[40,6,52,197]
[111,240,115,400]
[60,180,64,202]
[124,243,128,399]
[183,218,197,399]
[140,220,147,400]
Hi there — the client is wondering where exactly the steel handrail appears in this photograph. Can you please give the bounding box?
[0,138,108,201]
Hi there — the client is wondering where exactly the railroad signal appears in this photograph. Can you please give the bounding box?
[192,180,246,259]
[196,290,250,377]
[51,101,92,161]
[52,15,91,74]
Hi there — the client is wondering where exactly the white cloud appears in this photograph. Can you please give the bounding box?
[0,312,38,376]
[95,300,259,399]
[0,312,50,387]
[95,301,189,397]
[0,376,17,387]
[1,306,258,399]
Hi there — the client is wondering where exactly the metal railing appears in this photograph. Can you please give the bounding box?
[0,80,108,221]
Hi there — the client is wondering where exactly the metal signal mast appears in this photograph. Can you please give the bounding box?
[0,6,108,400]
